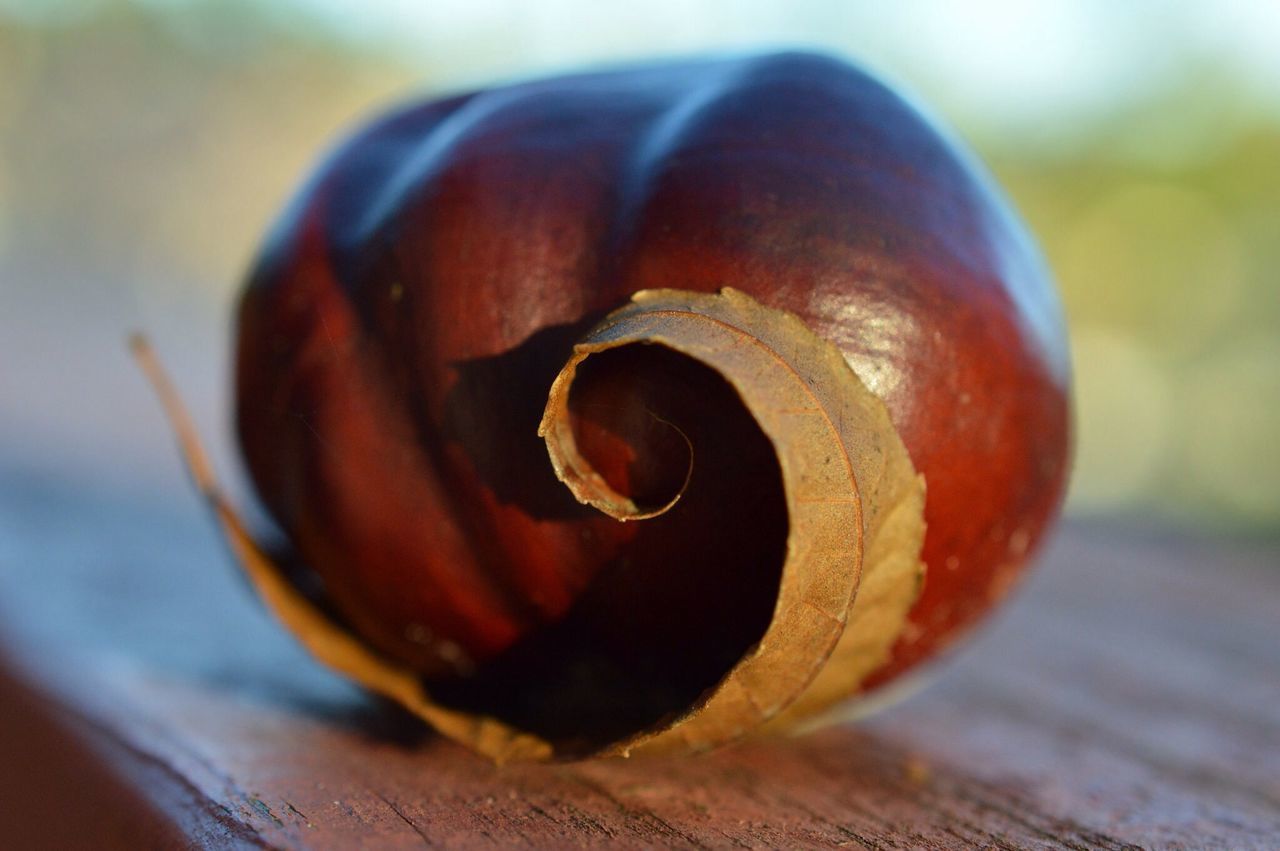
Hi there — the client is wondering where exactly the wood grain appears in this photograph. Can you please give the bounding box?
[0,458,1277,849]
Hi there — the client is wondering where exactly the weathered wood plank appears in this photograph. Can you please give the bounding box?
[0,459,1277,849]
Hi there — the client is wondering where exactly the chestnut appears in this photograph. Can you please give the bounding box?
[144,50,1070,761]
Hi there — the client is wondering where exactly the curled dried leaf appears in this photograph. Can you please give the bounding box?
[134,286,925,761]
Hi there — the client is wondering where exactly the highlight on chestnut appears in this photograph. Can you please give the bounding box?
[138,50,1071,762]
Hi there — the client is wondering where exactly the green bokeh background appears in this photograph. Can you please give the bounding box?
[1,0,1276,531]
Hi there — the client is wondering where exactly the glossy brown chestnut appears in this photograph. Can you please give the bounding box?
[227,51,1071,760]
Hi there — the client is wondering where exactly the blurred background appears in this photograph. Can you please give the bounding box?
[0,0,1277,533]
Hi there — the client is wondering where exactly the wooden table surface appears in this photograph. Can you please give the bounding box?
[0,452,1277,849]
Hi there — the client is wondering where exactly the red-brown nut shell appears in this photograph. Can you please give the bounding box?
[235,51,1070,695]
